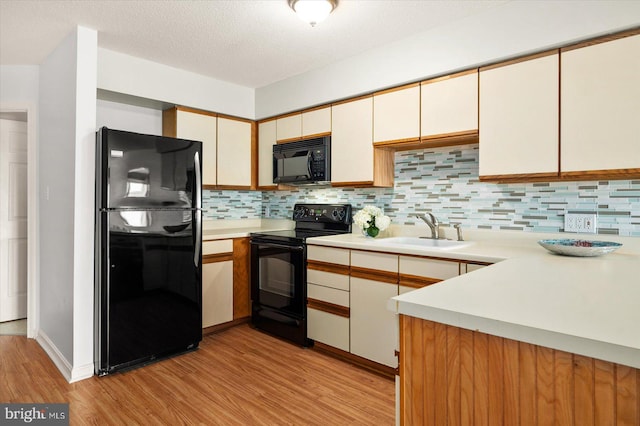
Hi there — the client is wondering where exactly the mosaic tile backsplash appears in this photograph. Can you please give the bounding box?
[203,144,640,237]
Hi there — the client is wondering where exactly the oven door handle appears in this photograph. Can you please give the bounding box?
[250,241,305,251]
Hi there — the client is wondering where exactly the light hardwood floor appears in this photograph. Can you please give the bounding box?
[0,324,395,425]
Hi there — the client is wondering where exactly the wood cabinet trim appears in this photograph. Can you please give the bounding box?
[479,49,559,72]
[463,261,493,267]
[560,168,640,180]
[217,113,254,124]
[481,169,640,183]
[560,27,640,53]
[276,131,331,144]
[374,82,421,97]
[479,171,560,183]
[308,298,350,318]
[307,260,350,275]
[202,317,249,336]
[331,181,374,188]
[350,266,398,285]
[420,130,479,147]
[173,105,218,117]
[213,185,253,190]
[421,68,478,85]
[373,136,421,148]
[313,342,397,380]
[399,274,441,289]
[162,108,178,137]
[257,116,277,124]
[302,104,333,114]
[232,237,251,320]
[399,252,468,264]
[203,252,233,263]
[331,94,373,107]
[268,103,334,122]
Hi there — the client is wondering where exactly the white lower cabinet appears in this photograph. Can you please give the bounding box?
[399,256,460,281]
[202,261,233,327]
[306,247,350,351]
[350,276,399,368]
[307,306,350,352]
[307,245,490,373]
[350,250,399,368]
[202,240,233,328]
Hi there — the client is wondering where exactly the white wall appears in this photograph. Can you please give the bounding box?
[0,66,39,104]
[97,99,162,135]
[256,1,640,118]
[72,26,97,382]
[38,26,96,382]
[98,49,255,119]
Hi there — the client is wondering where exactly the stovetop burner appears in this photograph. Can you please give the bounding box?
[251,203,352,243]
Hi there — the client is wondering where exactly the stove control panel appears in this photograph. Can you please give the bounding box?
[293,204,352,224]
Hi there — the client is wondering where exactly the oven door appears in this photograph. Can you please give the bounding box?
[250,239,306,318]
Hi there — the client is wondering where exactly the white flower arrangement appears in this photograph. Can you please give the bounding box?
[353,205,391,237]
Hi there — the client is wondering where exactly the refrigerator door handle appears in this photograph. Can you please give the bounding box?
[194,152,202,267]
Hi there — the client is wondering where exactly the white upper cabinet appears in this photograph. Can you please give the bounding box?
[373,84,420,144]
[421,71,478,139]
[561,34,640,174]
[217,117,252,187]
[479,53,559,178]
[302,107,331,137]
[172,109,217,187]
[257,120,277,188]
[331,97,374,184]
[276,114,302,142]
[276,107,331,142]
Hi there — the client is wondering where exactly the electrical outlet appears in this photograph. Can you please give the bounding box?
[564,213,597,234]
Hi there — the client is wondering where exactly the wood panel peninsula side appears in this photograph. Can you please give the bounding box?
[399,315,640,426]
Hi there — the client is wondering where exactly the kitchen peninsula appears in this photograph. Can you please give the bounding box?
[307,230,640,425]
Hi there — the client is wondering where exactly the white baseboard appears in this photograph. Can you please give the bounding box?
[35,331,95,383]
[36,331,95,383]
[70,362,95,383]
[36,331,72,382]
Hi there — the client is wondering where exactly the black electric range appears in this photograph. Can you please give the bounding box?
[249,204,352,346]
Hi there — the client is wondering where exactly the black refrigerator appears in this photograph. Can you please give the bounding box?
[94,127,203,376]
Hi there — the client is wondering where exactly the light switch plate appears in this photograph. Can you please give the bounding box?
[564,213,597,234]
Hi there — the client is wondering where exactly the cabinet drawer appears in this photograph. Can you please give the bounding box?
[308,308,350,352]
[308,283,349,307]
[203,239,233,255]
[307,245,350,265]
[307,269,349,292]
[351,251,398,273]
[399,256,459,280]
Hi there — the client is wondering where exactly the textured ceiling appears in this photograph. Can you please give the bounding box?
[0,0,508,88]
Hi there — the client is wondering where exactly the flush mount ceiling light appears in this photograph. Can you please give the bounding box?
[289,0,338,27]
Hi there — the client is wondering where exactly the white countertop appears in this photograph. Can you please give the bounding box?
[202,219,293,241]
[307,229,640,368]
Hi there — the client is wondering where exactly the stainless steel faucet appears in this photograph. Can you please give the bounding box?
[415,213,440,239]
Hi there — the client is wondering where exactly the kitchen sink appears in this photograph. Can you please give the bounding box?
[374,237,471,250]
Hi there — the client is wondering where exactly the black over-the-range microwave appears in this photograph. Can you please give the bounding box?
[273,136,330,185]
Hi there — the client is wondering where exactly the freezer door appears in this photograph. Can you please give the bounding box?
[97,127,202,210]
[96,209,202,373]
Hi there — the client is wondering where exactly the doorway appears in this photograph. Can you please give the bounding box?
[0,107,36,338]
